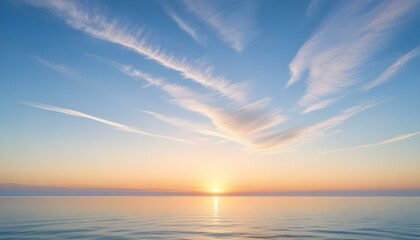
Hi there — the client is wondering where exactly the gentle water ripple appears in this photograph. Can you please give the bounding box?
[0,197,419,239]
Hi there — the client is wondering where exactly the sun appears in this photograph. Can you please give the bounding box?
[211,187,221,195]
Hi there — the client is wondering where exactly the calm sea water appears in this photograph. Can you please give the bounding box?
[0,197,419,239]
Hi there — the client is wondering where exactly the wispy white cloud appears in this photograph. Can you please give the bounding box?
[119,63,286,147]
[141,110,229,140]
[27,0,310,152]
[181,0,257,52]
[305,0,323,19]
[98,57,203,100]
[324,131,420,154]
[162,4,205,46]
[23,102,190,144]
[24,1,385,153]
[174,97,287,147]
[302,98,338,114]
[95,55,379,152]
[251,100,380,152]
[363,45,420,91]
[93,57,287,148]
[35,56,80,79]
[24,0,247,102]
[287,0,418,107]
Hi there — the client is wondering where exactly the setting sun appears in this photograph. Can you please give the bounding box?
[211,188,221,195]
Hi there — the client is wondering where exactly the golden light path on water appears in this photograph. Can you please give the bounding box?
[213,196,219,213]
[212,196,220,226]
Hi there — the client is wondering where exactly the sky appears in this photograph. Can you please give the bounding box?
[0,0,419,195]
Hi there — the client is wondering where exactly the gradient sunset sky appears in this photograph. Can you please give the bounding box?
[0,0,419,195]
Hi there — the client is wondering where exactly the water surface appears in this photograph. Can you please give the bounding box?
[0,197,419,239]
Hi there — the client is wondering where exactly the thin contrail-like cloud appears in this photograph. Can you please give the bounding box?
[323,131,420,154]
[305,0,323,19]
[180,0,257,52]
[363,45,420,91]
[302,98,338,114]
[162,4,206,46]
[141,110,229,140]
[23,102,191,144]
[35,56,81,79]
[250,100,380,152]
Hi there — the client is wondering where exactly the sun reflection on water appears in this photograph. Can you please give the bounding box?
[212,196,220,224]
[213,196,219,213]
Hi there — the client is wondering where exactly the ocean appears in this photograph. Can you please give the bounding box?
[0,197,419,239]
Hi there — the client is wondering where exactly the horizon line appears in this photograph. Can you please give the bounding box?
[1,184,419,197]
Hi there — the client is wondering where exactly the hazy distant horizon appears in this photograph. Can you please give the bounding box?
[1,183,419,197]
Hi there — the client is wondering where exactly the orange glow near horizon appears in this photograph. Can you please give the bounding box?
[1,153,420,194]
[210,187,222,195]
[2,176,420,195]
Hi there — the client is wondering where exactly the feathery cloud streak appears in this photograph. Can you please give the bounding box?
[162,4,205,46]
[141,110,229,140]
[23,102,190,144]
[324,131,420,154]
[98,56,377,152]
[174,98,286,147]
[288,0,418,106]
[35,56,80,79]
[363,45,420,90]
[146,97,376,152]
[250,100,379,151]
[306,0,323,19]
[24,0,247,102]
[25,1,385,153]
[104,60,287,149]
[181,0,257,52]
[302,98,338,114]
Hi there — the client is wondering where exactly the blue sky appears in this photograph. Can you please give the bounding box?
[0,0,419,192]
